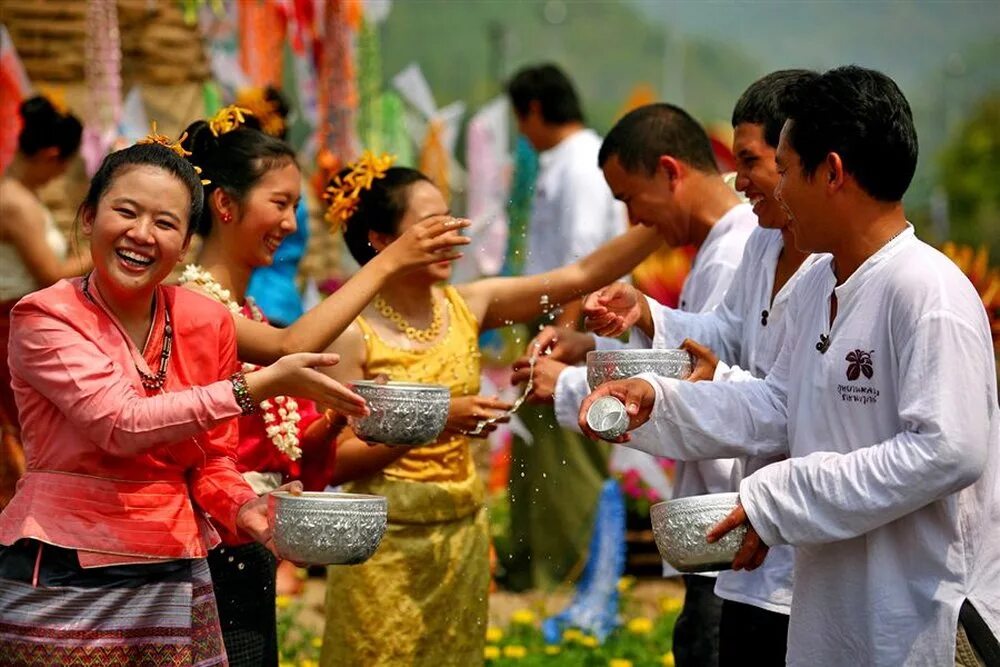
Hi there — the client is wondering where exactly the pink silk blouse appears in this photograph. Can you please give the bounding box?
[0,278,258,566]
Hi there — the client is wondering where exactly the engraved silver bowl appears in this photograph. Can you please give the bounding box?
[268,491,387,565]
[586,349,693,389]
[348,381,450,446]
[650,492,746,573]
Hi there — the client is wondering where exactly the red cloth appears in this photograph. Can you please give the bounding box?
[212,302,323,546]
[0,279,257,565]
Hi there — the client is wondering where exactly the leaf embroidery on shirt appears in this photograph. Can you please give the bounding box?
[845,349,874,381]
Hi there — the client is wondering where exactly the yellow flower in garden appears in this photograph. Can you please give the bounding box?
[511,609,537,625]
[486,626,503,643]
[545,645,562,655]
[617,575,637,593]
[503,645,528,659]
[275,595,292,610]
[660,596,683,614]
[627,616,654,635]
[484,645,500,660]
[661,652,676,666]
[311,637,323,648]
[298,660,318,667]
[563,628,583,642]
[609,660,634,667]
[581,635,600,648]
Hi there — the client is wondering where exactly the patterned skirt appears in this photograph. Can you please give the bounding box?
[0,540,227,666]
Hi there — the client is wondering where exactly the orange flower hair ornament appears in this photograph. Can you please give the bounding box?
[36,85,71,116]
[208,105,253,137]
[136,122,211,185]
[323,151,395,229]
[235,88,286,138]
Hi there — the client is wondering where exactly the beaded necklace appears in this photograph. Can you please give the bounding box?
[81,273,172,392]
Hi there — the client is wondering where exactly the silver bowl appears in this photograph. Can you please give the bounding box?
[348,381,450,446]
[268,491,387,565]
[586,349,693,389]
[650,492,746,573]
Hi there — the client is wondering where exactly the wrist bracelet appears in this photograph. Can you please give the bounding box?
[230,371,258,415]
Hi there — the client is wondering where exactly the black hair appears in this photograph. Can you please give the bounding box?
[506,64,585,124]
[78,143,205,239]
[340,166,431,265]
[181,121,298,235]
[598,103,717,174]
[241,86,292,140]
[18,96,83,159]
[731,69,819,148]
[779,65,918,202]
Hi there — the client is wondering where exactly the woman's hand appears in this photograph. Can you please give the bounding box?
[380,216,471,273]
[528,326,596,365]
[236,481,304,557]
[445,395,513,436]
[245,353,369,418]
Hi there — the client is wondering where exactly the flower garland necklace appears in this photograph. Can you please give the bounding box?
[179,264,302,460]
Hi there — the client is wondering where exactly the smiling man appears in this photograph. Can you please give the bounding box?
[579,66,1000,666]
[516,101,756,667]
[522,70,820,665]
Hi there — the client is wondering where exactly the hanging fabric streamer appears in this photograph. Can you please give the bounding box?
[82,0,122,176]
[239,0,287,88]
[356,19,383,152]
[316,0,361,170]
[419,118,450,204]
[541,479,627,643]
[379,91,412,167]
[0,25,30,173]
[501,136,538,277]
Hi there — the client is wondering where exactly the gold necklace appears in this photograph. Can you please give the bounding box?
[374,293,443,343]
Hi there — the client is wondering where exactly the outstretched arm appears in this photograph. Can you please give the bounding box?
[740,312,992,547]
[235,216,470,365]
[459,224,663,331]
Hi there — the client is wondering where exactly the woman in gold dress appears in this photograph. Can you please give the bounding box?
[320,157,661,666]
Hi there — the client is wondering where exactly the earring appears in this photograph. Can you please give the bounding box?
[222,212,232,224]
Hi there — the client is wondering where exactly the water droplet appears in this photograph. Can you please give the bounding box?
[237,562,245,570]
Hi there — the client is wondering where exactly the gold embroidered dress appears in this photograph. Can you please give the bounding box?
[322,286,489,667]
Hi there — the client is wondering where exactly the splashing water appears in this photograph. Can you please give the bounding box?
[467,348,539,437]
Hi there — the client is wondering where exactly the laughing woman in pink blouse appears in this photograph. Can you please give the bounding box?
[0,140,351,666]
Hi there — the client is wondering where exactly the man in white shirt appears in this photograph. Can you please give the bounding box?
[513,101,755,667]
[502,64,629,591]
[552,69,820,666]
[579,66,1000,666]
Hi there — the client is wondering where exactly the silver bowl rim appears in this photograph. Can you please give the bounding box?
[349,380,451,394]
[650,492,740,515]
[587,348,693,362]
[270,491,388,505]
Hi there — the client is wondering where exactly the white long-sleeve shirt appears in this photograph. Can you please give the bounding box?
[555,203,757,501]
[616,227,822,613]
[628,227,1000,665]
[524,128,626,276]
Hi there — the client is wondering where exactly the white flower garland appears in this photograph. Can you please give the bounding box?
[180,264,302,460]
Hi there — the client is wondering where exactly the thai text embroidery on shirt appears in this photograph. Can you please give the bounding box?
[837,384,880,405]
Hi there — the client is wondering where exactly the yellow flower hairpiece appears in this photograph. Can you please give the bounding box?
[208,105,253,137]
[323,151,395,229]
[235,88,286,138]
[136,122,211,185]
[36,85,70,117]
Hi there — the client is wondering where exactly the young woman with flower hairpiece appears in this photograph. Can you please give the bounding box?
[0,139,354,665]
[177,107,469,667]
[318,157,663,667]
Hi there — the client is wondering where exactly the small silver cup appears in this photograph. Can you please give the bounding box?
[586,396,629,440]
